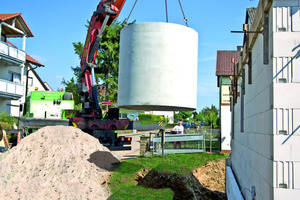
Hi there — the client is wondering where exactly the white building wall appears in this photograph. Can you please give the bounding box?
[221,105,231,151]
[26,69,47,95]
[0,64,24,116]
[272,2,300,199]
[231,1,300,200]
[231,8,274,200]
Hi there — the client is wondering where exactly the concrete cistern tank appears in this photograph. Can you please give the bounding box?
[118,22,198,111]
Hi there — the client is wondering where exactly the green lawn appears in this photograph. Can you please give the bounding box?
[109,153,228,200]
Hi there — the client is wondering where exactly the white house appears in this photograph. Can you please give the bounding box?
[216,50,241,153]
[0,13,49,117]
[226,0,300,200]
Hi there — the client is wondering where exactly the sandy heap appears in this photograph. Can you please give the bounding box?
[193,159,226,192]
[0,126,120,200]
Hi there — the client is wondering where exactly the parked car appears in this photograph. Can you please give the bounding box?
[182,122,191,129]
[191,122,198,129]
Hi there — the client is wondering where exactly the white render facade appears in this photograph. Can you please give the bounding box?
[0,13,47,117]
[228,0,300,200]
[0,34,26,116]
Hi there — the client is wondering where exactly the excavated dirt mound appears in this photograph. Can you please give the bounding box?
[0,126,120,200]
[135,159,227,200]
[193,159,226,192]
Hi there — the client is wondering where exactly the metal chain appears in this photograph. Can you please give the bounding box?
[165,0,168,23]
[178,0,189,27]
[124,0,138,25]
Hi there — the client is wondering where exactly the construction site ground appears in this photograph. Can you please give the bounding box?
[113,129,226,194]
[0,127,226,199]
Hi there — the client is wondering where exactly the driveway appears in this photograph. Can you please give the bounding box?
[111,133,145,160]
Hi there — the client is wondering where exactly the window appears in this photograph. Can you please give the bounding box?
[119,113,128,119]
[242,68,245,95]
[28,77,33,86]
[6,104,20,117]
[292,7,300,32]
[248,52,252,84]
[1,34,6,42]
[240,92,244,132]
[263,16,269,65]
[8,72,21,84]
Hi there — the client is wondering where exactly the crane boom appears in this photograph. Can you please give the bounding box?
[80,0,126,118]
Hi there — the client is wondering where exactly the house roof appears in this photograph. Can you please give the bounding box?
[0,13,33,37]
[26,54,43,67]
[216,50,240,76]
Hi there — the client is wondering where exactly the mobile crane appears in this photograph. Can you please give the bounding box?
[69,0,132,147]
[18,0,131,148]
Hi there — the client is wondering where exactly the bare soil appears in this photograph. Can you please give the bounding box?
[193,159,226,193]
[0,126,119,200]
[135,158,226,200]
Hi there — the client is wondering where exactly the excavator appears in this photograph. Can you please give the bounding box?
[69,0,132,147]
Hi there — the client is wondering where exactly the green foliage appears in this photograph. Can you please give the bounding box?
[201,105,219,128]
[0,112,17,129]
[138,114,165,122]
[61,76,80,106]
[109,153,228,199]
[194,112,204,122]
[174,111,191,122]
[70,20,135,105]
[174,105,220,128]
[0,122,11,130]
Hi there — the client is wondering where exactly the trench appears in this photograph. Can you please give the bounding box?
[135,169,226,200]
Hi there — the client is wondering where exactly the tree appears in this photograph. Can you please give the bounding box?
[200,105,220,128]
[194,112,204,122]
[174,111,192,122]
[71,20,132,104]
[61,67,82,110]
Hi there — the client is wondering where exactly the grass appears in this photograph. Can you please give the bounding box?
[109,153,228,200]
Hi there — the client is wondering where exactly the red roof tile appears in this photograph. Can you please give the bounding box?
[0,13,21,21]
[216,51,240,76]
[26,54,43,66]
[0,13,33,37]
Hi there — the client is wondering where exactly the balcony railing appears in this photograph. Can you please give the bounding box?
[0,79,24,99]
[0,41,26,62]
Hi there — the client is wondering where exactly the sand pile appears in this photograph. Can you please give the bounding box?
[0,126,120,200]
[193,159,226,192]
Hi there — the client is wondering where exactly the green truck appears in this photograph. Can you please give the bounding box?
[24,91,74,119]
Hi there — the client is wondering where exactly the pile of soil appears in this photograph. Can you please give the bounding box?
[193,159,226,192]
[0,126,120,200]
[136,159,226,200]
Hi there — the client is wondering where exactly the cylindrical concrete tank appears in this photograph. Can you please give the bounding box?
[118,22,198,111]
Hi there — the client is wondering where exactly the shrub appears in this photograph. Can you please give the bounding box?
[0,112,17,129]
[138,114,167,124]
[0,121,11,129]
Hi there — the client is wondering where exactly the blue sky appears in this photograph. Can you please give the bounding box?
[1,0,259,112]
